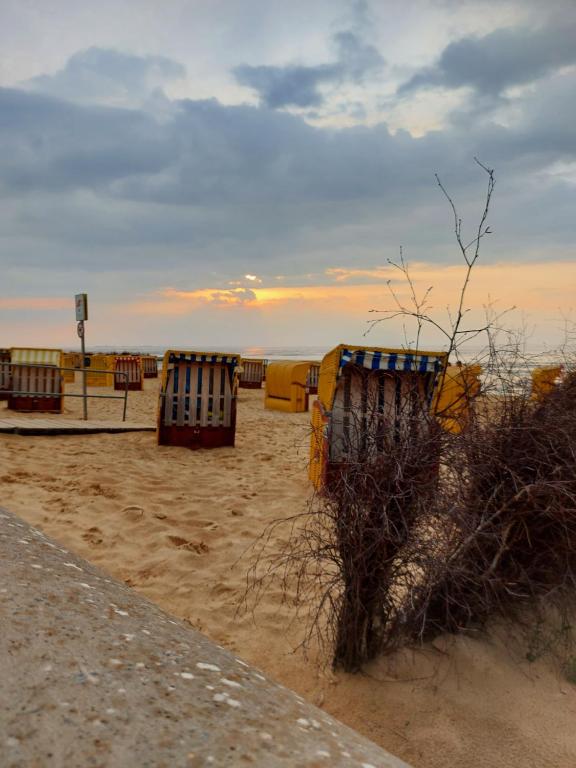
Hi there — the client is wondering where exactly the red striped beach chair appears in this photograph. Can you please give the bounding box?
[113,355,143,391]
[157,350,240,449]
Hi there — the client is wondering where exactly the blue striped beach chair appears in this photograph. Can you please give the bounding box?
[309,344,448,489]
[157,350,240,449]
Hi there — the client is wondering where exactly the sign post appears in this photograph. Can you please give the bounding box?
[75,293,88,421]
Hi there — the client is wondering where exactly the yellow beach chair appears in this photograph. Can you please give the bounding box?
[239,358,267,389]
[85,354,115,387]
[8,347,64,413]
[264,361,312,413]
[157,350,240,449]
[434,363,482,434]
[531,365,563,402]
[61,353,76,384]
[309,344,448,490]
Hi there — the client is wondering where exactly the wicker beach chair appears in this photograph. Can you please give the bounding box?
[239,358,267,389]
[114,355,143,391]
[434,363,482,434]
[264,361,312,413]
[142,355,159,379]
[309,344,448,490]
[8,347,64,413]
[157,350,240,449]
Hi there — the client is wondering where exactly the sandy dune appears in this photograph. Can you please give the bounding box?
[1,378,575,767]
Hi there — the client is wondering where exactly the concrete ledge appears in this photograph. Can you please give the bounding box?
[0,507,411,768]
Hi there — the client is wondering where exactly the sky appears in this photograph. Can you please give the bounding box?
[1,0,575,351]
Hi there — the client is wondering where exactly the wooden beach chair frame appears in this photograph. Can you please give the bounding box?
[309,344,448,490]
[141,355,159,379]
[157,350,240,449]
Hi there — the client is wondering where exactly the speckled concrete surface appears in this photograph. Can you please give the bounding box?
[0,507,411,768]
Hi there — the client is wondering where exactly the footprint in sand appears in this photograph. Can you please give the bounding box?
[82,527,104,545]
[167,535,209,554]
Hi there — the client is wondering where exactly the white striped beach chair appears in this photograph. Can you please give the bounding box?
[8,347,64,413]
[157,350,240,449]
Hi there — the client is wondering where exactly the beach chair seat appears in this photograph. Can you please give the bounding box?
[157,351,240,449]
[309,345,448,490]
[8,347,64,413]
[264,361,312,413]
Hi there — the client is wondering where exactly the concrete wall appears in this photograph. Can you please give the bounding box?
[0,507,412,768]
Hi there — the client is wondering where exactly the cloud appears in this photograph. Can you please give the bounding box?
[233,29,384,109]
[23,47,185,108]
[399,21,576,97]
[1,47,576,289]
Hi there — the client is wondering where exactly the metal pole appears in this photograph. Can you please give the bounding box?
[78,321,88,421]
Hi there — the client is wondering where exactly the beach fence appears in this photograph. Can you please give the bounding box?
[309,345,448,490]
[142,354,159,379]
[113,355,143,391]
[7,347,64,413]
[239,358,267,389]
[0,349,10,401]
[264,360,313,413]
[157,350,240,449]
[434,363,482,434]
[531,364,564,402]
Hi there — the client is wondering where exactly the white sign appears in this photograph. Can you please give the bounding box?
[75,293,88,322]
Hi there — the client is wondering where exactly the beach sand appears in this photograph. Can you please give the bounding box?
[1,379,576,767]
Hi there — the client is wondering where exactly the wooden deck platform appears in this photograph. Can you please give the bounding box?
[0,418,155,435]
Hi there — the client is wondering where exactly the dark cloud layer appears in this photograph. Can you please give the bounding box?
[1,44,575,283]
[399,21,576,96]
[233,29,383,108]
